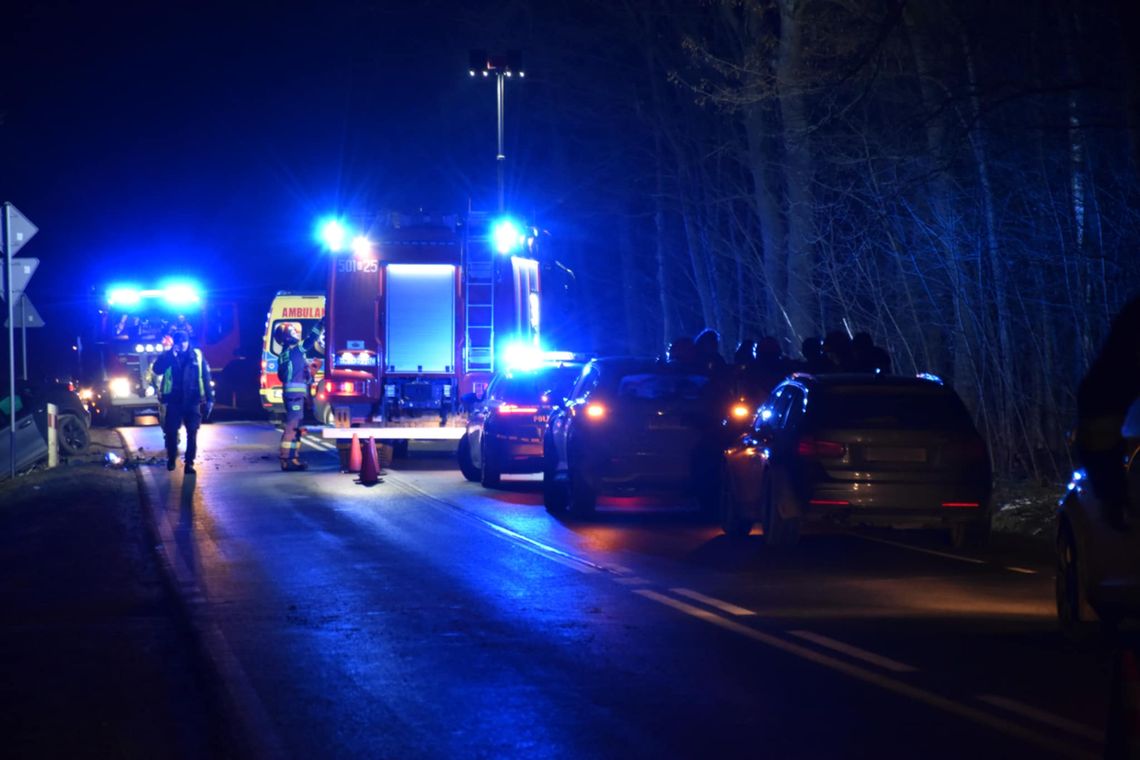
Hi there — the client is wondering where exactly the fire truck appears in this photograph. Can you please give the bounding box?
[321,211,541,451]
[84,281,241,426]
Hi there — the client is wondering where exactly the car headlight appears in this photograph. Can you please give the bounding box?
[78,388,95,401]
[108,377,133,398]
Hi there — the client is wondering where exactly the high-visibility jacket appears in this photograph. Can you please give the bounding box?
[277,344,312,395]
[152,347,213,404]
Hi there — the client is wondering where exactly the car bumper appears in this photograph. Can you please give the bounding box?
[802,482,991,526]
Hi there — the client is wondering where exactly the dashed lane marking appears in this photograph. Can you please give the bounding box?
[978,694,1102,742]
[787,629,918,673]
[846,532,988,565]
[634,590,1095,759]
[671,587,756,616]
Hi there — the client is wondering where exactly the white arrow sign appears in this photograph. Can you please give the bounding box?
[0,257,38,301]
[4,294,44,329]
[1,203,38,256]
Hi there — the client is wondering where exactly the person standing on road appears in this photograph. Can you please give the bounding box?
[277,324,312,471]
[151,330,214,475]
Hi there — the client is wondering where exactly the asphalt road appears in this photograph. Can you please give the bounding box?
[121,421,1114,759]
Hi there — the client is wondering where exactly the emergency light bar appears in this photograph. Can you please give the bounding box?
[107,283,202,309]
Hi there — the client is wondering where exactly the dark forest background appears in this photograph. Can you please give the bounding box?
[3,0,1139,484]
[478,0,1140,483]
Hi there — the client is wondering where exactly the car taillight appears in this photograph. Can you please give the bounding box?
[730,403,751,420]
[941,501,980,509]
[341,382,355,394]
[584,403,606,420]
[499,403,539,415]
[325,381,334,394]
[796,436,845,458]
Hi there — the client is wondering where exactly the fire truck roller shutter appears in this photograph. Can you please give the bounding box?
[511,256,540,343]
[385,264,456,373]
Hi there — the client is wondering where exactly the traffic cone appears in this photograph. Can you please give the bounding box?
[358,437,380,486]
[348,433,362,473]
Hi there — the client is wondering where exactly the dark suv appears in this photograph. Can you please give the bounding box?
[459,359,587,487]
[542,357,729,517]
[720,374,992,546]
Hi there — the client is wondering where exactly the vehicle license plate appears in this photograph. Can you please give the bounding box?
[865,447,926,463]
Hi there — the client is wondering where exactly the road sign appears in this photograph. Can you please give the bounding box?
[1,203,38,256]
[0,257,38,300]
[4,294,44,328]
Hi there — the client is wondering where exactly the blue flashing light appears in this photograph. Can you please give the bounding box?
[491,218,524,255]
[317,218,348,252]
[161,282,201,307]
[107,286,142,307]
[351,235,374,257]
[502,340,544,371]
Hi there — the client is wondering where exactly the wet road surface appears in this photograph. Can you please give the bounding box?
[122,421,1112,759]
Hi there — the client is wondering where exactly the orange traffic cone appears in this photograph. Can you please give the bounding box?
[348,433,362,473]
[358,436,380,486]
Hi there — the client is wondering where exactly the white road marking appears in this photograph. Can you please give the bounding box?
[671,588,756,616]
[634,589,1096,758]
[978,694,1102,742]
[847,532,988,565]
[787,629,917,673]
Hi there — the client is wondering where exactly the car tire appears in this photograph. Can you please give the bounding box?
[480,436,501,488]
[543,435,569,515]
[949,520,991,550]
[763,473,801,547]
[719,469,753,538]
[1056,525,1097,642]
[568,467,597,517]
[457,435,480,482]
[57,413,90,455]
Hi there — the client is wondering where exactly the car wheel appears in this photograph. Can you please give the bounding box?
[1057,525,1096,641]
[480,436,501,488]
[544,472,570,515]
[949,520,991,550]
[719,469,753,538]
[568,467,597,517]
[457,435,480,482]
[57,413,90,455]
[762,473,801,547]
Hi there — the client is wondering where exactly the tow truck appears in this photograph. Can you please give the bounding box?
[318,211,542,455]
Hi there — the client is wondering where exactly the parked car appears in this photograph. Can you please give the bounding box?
[458,357,588,487]
[1056,396,1140,637]
[719,374,992,547]
[542,357,729,517]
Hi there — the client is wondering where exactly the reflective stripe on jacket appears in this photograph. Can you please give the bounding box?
[277,345,311,395]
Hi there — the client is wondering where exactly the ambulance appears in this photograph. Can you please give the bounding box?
[259,292,328,423]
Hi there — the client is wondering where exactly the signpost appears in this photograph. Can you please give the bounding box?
[2,203,39,478]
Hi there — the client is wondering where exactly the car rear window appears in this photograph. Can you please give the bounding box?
[491,365,583,403]
[615,372,711,402]
[811,386,975,431]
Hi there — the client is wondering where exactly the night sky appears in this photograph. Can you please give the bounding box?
[1,1,546,375]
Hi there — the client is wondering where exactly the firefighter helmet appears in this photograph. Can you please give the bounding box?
[277,323,301,346]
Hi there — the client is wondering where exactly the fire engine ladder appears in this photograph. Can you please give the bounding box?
[464,230,495,374]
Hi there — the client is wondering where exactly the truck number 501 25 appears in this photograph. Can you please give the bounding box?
[337,259,379,274]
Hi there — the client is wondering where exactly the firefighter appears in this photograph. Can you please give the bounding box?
[151,330,214,475]
[278,324,312,471]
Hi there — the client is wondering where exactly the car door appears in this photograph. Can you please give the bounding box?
[551,364,600,472]
[467,375,501,470]
[0,398,48,477]
[732,385,796,511]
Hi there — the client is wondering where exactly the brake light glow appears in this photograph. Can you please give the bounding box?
[941,501,980,509]
[809,499,850,506]
[341,382,356,394]
[499,403,539,414]
[730,403,751,420]
[584,403,606,420]
[796,437,846,458]
[325,381,334,394]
